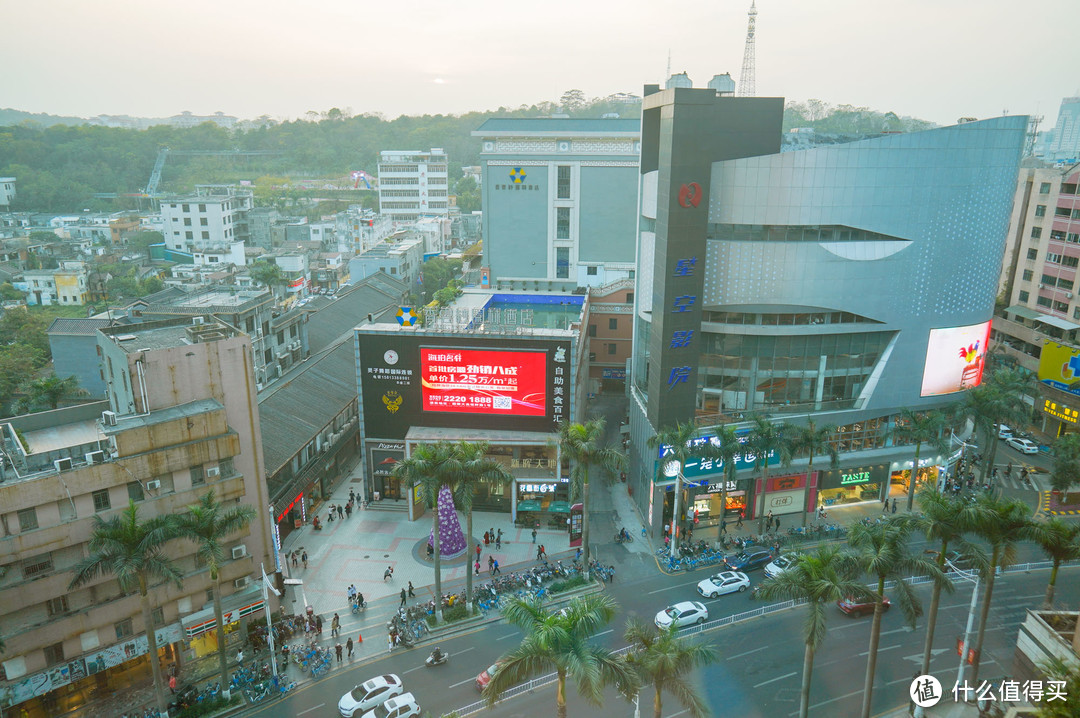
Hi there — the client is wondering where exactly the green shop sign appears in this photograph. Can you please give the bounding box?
[840,470,872,485]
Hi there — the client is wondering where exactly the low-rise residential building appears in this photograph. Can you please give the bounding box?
[347,237,424,289]
[0,177,15,209]
[583,278,635,395]
[159,186,252,267]
[334,206,394,254]
[46,318,114,398]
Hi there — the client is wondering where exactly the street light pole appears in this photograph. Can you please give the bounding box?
[260,564,281,679]
[664,460,683,560]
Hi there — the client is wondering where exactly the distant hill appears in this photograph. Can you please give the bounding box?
[0,108,91,128]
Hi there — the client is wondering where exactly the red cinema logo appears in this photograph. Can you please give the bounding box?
[678,182,702,208]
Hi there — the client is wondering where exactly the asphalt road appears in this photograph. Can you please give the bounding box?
[242,532,1075,718]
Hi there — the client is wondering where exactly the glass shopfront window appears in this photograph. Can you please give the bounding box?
[686,480,748,528]
[818,464,889,506]
[888,465,943,498]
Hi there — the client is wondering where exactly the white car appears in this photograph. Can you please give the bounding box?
[339,675,404,717]
[696,570,750,598]
[655,601,709,629]
[763,554,801,579]
[1006,437,1039,455]
[997,424,1013,440]
[360,693,421,718]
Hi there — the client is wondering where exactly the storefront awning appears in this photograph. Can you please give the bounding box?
[1005,304,1042,321]
[1035,314,1080,331]
[181,584,264,638]
[548,501,571,513]
[518,500,543,512]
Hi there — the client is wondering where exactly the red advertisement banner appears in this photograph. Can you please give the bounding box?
[766,474,806,492]
[420,347,547,417]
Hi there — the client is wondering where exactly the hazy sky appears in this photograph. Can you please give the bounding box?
[4,0,1079,128]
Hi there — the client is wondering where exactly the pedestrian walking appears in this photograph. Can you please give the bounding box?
[607,565,615,583]
[489,528,494,543]
[774,516,781,532]
[495,534,501,550]
[335,643,343,662]
[302,550,308,569]
[316,615,323,635]
[488,556,495,573]
[399,588,407,607]
[291,551,298,568]
[492,559,501,575]
[328,505,335,522]
[407,581,415,598]
[345,502,352,519]
[387,633,393,654]
[169,675,177,694]
[475,543,481,561]
[536,545,543,561]
[337,504,344,520]
[882,499,889,514]
[350,488,355,504]
[531,528,537,543]
[891,498,898,514]
[346,637,354,659]
[483,531,490,545]
[497,528,503,543]
[736,510,744,528]
[720,518,727,535]
[331,613,340,637]
[575,547,582,563]
[474,560,480,576]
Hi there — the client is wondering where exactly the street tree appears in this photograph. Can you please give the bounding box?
[69,501,183,717]
[711,426,744,533]
[892,409,950,511]
[783,419,839,525]
[647,422,723,558]
[16,373,85,412]
[623,619,718,718]
[482,593,636,718]
[1049,434,1080,496]
[558,417,624,579]
[1027,517,1080,608]
[452,441,513,614]
[847,516,945,718]
[746,415,792,525]
[754,545,865,718]
[177,490,256,691]
[959,369,1032,480]
[249,261,286,293]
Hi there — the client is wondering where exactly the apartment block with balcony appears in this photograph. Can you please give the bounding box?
[159,186,253,266]
[378,149,450,222]
[0,318,274,716]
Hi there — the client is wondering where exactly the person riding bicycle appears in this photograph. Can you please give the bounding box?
[618,527,628,543]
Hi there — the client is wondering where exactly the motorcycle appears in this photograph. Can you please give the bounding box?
[425,648,448,667]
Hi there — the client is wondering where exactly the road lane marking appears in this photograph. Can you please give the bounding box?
[646,580,700,595]
[665,710,690,718]
[803,688,862,713]
[404,665,423,674]
[858,644,900,657]
[496,632,519,641]
[727,645,768,661]
[297,704,325,716]
[880,627,913,636]
[449,676,477,689]
[595,629,614,637]
[752,671,796,688]
[454,647,476,656]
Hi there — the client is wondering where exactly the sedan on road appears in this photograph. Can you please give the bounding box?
[1006,437,1039,455]
[724,547,774,572]
[339,675,404,717]
[655,601,709,629]
[476,663,502,692]
[697,570,750,598]
[763,554,801,579]
[359,692,421,718]
[837,595,891,617]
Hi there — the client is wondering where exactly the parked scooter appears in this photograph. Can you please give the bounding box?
[425,647,448,667]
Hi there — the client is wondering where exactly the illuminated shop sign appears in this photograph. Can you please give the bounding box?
[841,470,872,485]
[421,347,550,417]
[1043,399,1079,424]
[519,483,558,494]
[657,433,777,480]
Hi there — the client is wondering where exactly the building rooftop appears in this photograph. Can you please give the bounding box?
[23,418,104,455]
[473,117,641,137]
[101,318,239,354]
[107,397,224,434]
[46,317,114,336]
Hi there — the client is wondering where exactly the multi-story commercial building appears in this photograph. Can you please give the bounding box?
[1037,97,1080,163]
[627,84,1026,535]
[0,318,274,716]
[159,186,252,266]
[582,279,635,395]
[378,149,449,222]
[472,118,640,291]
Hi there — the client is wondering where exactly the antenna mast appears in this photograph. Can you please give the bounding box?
[737,1,757,97]
[666,49,671,82]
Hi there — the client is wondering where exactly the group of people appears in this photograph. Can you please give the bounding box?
[880,497,899,514]
[483,527,503,548]
[290,550,309,570]
[346,584,364,611]
[313,490,363,530]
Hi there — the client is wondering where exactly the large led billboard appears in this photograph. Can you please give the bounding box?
[420,347,548,416]
[919,320,991,397]
[357,331,572,440]
[1037,342,1080,397]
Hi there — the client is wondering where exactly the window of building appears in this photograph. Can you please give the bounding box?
[1035,205,1047,217]
[1037,296,1053,308]
[92,489,111,513]
[1032,226,1043,239]
[586,266,598,276]
[127,481,144,502]
[1064,256,1080,268]
[1022,269,1034,281]
[1062,183,1078,195]
[588,324,597,337]
[17,507,38,532]
[556,208,570,240]
[1074,307,1080,320]
[152,606,165,627]
[22,554,53,579]
[1040,182,1052,194]
[201,231,209,239]
[200,218,208,226]
[1042,274,1057,286]
[557,166,571,199]
[1059,278,1075,291]
[115,618,133,640]
[1018,290,1030,302]
[555,247,570,278]
[609,318,618,330]
[43,642,65,667]
[1055,207,1072,218]
[607,343,617,355]
[1028,249,1039,260]
[1054,300,1070,312]
[183,218,192,226]
[46,596,69,616]
[182,204,190,212]
[626,292,634,303]
[185,231,193,240]
[191,465,205,485]
[198,204,207,212]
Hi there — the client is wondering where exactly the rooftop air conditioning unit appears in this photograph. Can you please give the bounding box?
[1040,284,1046,289]
[206,467,221,478]
[231,545,246,560]
[85,451,105,464]
[145,479,162,491]
[1068,292,1074,299]
[234,577,249,589]
[54,458,73,472]
[102,410,117,427]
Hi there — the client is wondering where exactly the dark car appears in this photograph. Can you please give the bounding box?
[837,595,891,617]
[724,547,773,572]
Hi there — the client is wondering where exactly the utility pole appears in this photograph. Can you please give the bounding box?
[737,1,758,97]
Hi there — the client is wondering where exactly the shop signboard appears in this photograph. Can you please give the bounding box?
[570,503,583,548]
[1042,398,1080,424]
[821,464,889,490]
[1037,343,1080,398]
[657,432,777,481]
[357,332,572,440]
[763,489,805,515]
[920,320,991,396]
[766,474,806,492]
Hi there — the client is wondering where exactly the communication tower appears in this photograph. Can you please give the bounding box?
[737,1,757,97]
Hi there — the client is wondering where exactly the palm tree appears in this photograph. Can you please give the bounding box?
[783,419,839,526]
[959,368,1032,480]
[177,490,257,690]
[623,619,718,718]
[558,418,625,579]
[892,409,950,511]
[754,545,866,718]
[1027,517,1080,608]
[746,414,792,528]
[847,516,945,718]
[647,422,723,558]
[69,501,183,717]
[711,426,743,534]
[482,593,637,718]
[452,441,513,614]
[17,373,86,413]
[391,442,460,620]
[909,488,985,677]
[1049,433,1080,496]
[968,494,1033,686]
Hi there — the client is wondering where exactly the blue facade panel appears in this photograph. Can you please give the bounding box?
[485,165,549,279]
[578,166,638,264]
[50,334,106,398]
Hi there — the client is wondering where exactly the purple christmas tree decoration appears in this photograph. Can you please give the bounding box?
[428,485,467,557]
